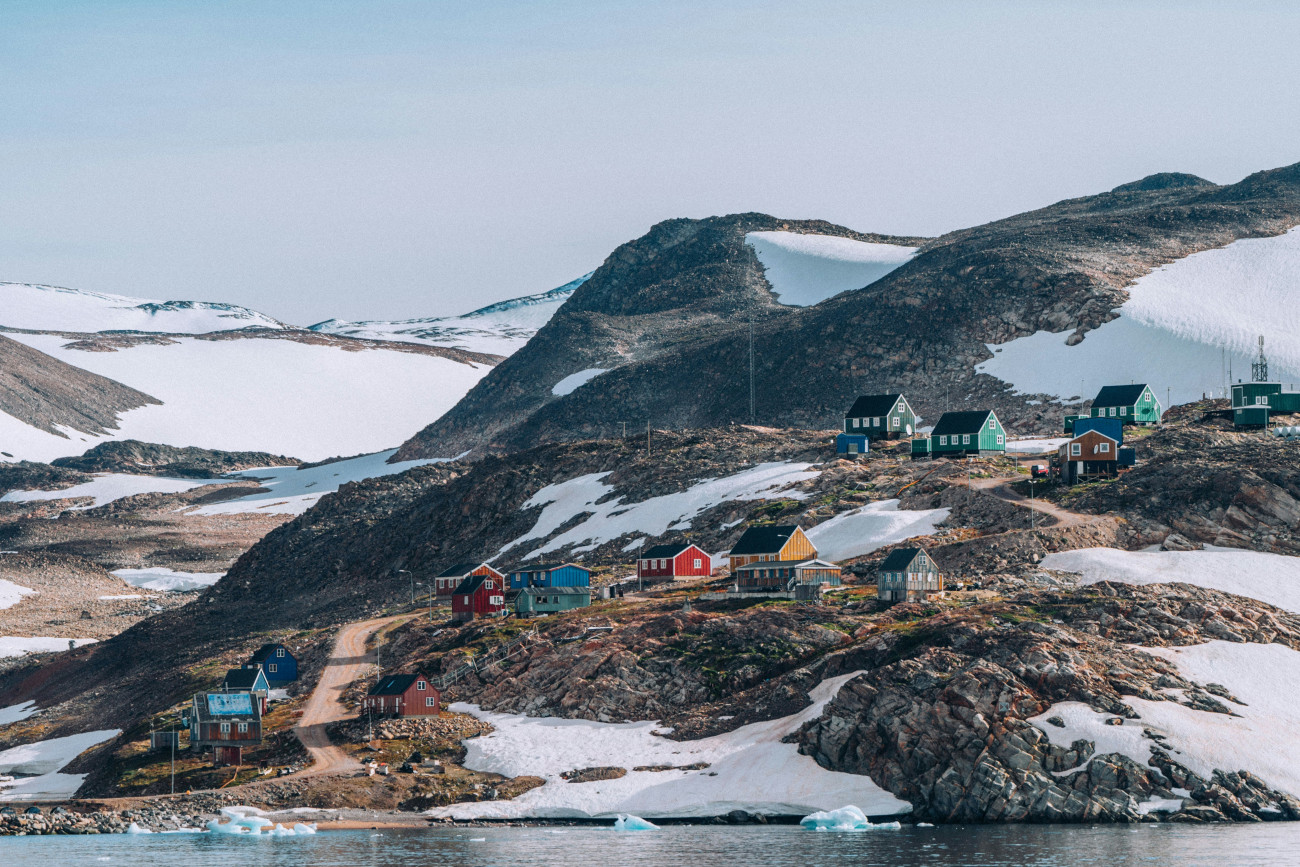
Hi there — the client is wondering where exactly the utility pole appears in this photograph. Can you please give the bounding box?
[748,313,756,424]
[399,569,412,605]
[622,421,626,440]
[170,726,176,796]
[647,420,651,456]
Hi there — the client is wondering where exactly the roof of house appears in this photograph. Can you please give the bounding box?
[518,586,591,597]
[1092,384,1150,407]
[931,411,996,436]
[249,643,292,663]
[878,547,929,571]
[452,574,491,596]
[368,674,424,696]
[1067,429,1119,445]
[438,561,501,579]
[640,543,696,559]
[845,393,903,418]
[728,524,803,556]
[508,562,586,574]
[735,558,840,571]
[193,692,260,722]
[222,668,266,690]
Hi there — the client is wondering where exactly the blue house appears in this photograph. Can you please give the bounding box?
[247,643,298,687]
[835,433,869,456]
[1071,416,1124,446]
[222,666,271,713]
[507,563,592,591]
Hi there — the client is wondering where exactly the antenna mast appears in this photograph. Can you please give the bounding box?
[1253,335,1269,382]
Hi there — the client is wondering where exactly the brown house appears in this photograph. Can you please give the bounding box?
[1057,429,1120,485]
[362,673,441,717]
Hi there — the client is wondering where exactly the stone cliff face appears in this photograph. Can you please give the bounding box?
[396,163,1300,459]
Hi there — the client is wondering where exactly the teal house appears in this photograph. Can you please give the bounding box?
[515,586,591,617]
[1089,384,1162,426]
[912,410,1006,458]
[843,393,916,440]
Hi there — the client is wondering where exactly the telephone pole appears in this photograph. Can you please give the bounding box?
[748,313,756,423]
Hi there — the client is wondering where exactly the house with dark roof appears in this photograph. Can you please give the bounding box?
[189,692,262,766]
[910,410,1006,459]
[843,393,916,440]
[247,643,297,686]
[435,562,505,597]
[727,525,816,572]
[507,563,591,591]
[1056,429,1125,484]
[451,573,506,621]
[876,547,942,603]
[1090,384,1162,426]
[222,666,270,714]
[636,543,712,581]
[515,586,592,617]
[362,674,440,718]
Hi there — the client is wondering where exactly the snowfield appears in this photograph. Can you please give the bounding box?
[1040,547,1300,615]
[745,232,916,307]
[803,500,949,562]
[428,672,910,819]
[112,567,225,592]
[0,728,121,802]
[551,368,609,396]
[503,462,821,560]
[977,226,1300,406]
[0,637,97,658]
[1,473,218,510]
[0,701,37,726]
[4,333,490,463]
[1032,641,1300,801]
[188,449,441,517]
[308,275,588,356]
[0,283,287,333]
[0,579,36,611]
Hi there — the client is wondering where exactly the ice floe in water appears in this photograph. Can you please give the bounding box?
[614,814,659,831]
[800,805,902,831]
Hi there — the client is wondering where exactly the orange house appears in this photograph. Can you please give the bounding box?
[727,525,816,573]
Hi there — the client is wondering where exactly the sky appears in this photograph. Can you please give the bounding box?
[2,1,1299,324]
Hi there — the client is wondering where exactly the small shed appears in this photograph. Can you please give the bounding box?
[727,525,817,572]
[515,586,592,617]
[876,547,942,604]
[247,643,298,686]
[636,543,712,581]
[451,573,506,621]
[507,563,592,591]
[221,666,270,714]
[835,433,869,456]
[1090,384,1162,425]
[843,393,916,440]
[435,562,505,597]
[150,731,180,751]
[362,674,440,718]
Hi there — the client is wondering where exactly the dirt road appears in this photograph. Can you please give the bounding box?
[969,476,1100,529]
[293,614,410,777]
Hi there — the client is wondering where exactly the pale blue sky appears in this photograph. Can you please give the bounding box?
[3,1,1299,323]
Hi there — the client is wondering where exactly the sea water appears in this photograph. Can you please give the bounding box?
[2,823,1299,866]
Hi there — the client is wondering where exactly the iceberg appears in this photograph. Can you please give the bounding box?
[613,813,659,831]
[800,805,902,832]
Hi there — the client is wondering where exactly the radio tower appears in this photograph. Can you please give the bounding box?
[1252,335,1269,382]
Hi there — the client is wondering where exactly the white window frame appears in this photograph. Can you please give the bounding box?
[938,435,947,445]
[988,418,996,429]
[276,648,285,657]
[1071,443,1082,456]
[491,595,504,605]
[268,664,277,674]
[425,696,437,707]
[238,722,248,733]
[996,434,1004,445]
[1120,406,1128,415]
[962,434,970,445]
[417,680,427,691]
[1099,442,1110,453]
[693,558,702,568]
[220,722,231,733]
[1109,407,1116,417]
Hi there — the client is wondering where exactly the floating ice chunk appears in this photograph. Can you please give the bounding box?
[125,822,153,834]
[292,823,317,835]
[613,813,659,831]
[800,805,901,832]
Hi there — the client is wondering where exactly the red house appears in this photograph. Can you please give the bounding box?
[362,674,440,717]
[435,562,505,597]
[636,543,712,581]
[451,574,506,622]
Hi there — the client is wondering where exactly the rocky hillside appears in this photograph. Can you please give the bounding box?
[0,333,160,441]
[51,440,300,478]
[396,163,1300,459]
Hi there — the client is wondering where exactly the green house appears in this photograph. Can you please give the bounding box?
[1231,381,1300,427]
[515,586,591,617]
[933,410,1006,456]
[1090,384,1162,426]
[843,393,916,440]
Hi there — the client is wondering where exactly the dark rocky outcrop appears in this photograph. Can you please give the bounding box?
[52,440,299,478]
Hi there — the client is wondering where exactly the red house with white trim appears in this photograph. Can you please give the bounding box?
[636,543,712,581]
[362,673,440,717]
[435,562,504,597]
[451,574,506,622]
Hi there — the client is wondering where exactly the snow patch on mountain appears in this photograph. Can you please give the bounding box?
[3,333,490,462]
[112,568,225,592]
[745,233,916,307]
[977,227,1300,406]
[551,368,608,396]
[0,727,120,801]
[804,499,949,562]
[309,275,588,356]
[0,283,287,334]
[1,473,218,510]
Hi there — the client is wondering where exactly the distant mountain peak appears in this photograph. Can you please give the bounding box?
[1111,172,1216,193]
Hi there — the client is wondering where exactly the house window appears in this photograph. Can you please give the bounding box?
[997,434,1004,445]
[1120,406,1128,415]
[238,723,248,733]
[892,417,900,428]
[1109,407,1116,416]
[1257,397,1269,405]
[417,681,427,691]
[268,664,278,674]
[491,595,504,605]
[276,648,285,657]
[1099,442,1110,453]
[1071,443,1081,456]
[220,722,231,733]
[426,697,437,707]
[485,580,494,589]
[938,436,947,445]
[962,435,970,445]
[694,558,702,568]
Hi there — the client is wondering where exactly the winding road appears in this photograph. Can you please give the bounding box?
[292,614,410,777]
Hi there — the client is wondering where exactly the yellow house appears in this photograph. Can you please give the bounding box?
[727,525,816,573]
